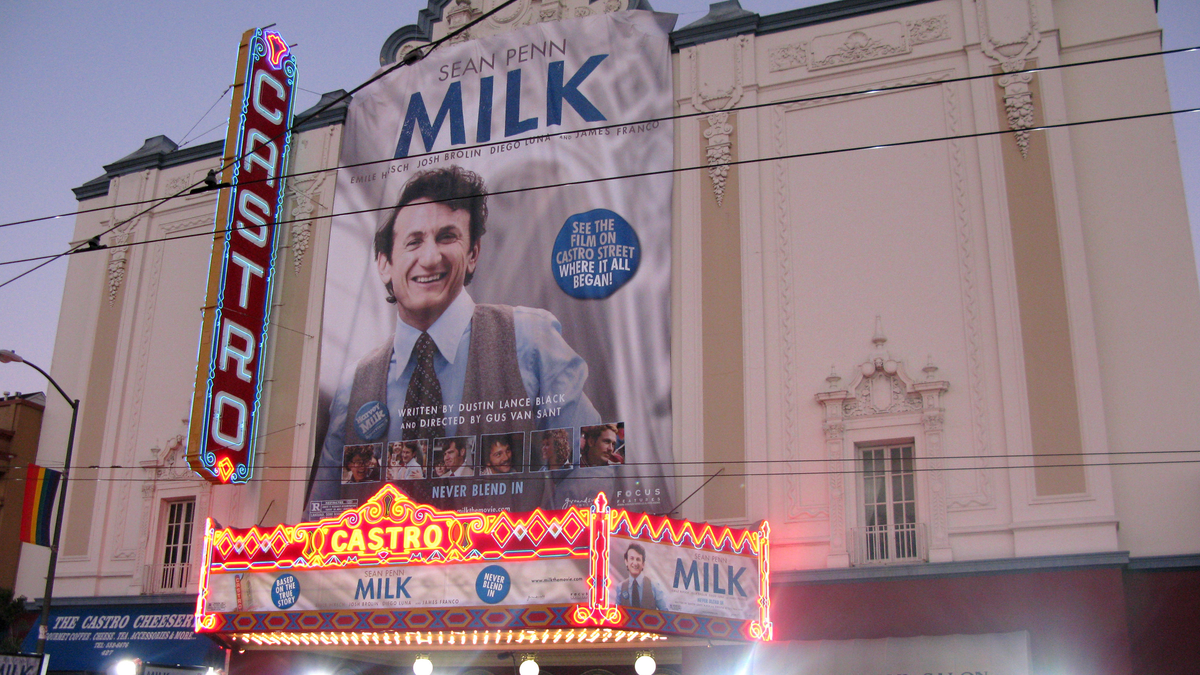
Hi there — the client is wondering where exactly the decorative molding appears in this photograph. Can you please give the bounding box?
[445,0,480,44]
[767,42,808,72]
[689,35,748,212]
[160,216,211,234]
[688,34,748,112]
[165,165,222,197]
[842,368,925,418]
[703,113,734,207]
[771,105,801,522]
[907,15,950,45]
[998,71,1035,158]
[978,0,1041,158]
[815,320,952,565]
[810,23,908,71]
[105,230,133,306]
[111,238,167,562]
[942,80,993,510]
[282,156,331,274]
[767,16,948,74]
[780,70,952,113]
[774,71,953,525]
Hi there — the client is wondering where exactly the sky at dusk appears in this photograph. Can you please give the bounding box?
[1,0,1197,396]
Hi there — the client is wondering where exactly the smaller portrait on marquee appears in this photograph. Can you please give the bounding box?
[432,436,475,478]
[386,440,427,481]
[579,422,625,468]
[530,428,573,472]
[478,432,525,475]
[613,540,664,610]
[342,443,382,485]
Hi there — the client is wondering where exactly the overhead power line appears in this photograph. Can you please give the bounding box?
[0,43,1195,233]
[1,456,1198,484]
[8,446,1200,473]
[2,102,1197,271]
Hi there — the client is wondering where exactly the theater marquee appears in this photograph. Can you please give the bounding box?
[188,27,298,484]
[195,486,771,644]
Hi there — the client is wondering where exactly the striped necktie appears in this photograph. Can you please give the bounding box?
[402,332,445,441]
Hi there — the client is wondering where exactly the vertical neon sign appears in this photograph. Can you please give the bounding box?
[187,28,297,483]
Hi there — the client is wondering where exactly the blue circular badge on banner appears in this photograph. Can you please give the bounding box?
[272,573,300,609]
[552,208,640,300]
[353,400,389,440]
[476,565,511,604]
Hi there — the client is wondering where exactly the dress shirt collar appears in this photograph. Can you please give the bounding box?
[391,290,475,374]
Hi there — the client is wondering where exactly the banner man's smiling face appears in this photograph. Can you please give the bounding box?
[377,198,480,331]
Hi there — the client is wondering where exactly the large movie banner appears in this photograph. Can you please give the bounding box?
[309,11,675,518]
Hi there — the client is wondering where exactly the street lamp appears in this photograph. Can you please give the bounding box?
[1,349,81,657]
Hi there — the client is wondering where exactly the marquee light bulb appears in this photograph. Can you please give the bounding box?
[519,655,539,675]
[412,656,433,675]
[634,653,656,675]
[114,660,139,675]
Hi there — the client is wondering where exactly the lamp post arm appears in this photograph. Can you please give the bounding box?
[18,358,73,408]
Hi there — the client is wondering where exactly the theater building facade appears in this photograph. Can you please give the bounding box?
[16,0,1200,673]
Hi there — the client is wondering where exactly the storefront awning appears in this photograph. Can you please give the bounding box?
[21,603,225,673]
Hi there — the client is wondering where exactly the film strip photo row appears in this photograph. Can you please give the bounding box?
[340,423,625,486]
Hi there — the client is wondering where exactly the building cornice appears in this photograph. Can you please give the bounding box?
[73,90,350,202]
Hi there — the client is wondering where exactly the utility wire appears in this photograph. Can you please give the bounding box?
[0,0,525,290]
[1,458,1198,483]
[0,43,1196,233]
[2,102,1198,270]
[177,85,233,148]
[10,447,1200,474]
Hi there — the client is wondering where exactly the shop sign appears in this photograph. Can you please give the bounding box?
[21,606,223,673]
[187,27,298,484]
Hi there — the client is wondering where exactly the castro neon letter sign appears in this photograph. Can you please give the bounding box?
[188,28,297,484]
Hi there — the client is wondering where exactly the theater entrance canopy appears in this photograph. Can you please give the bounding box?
[195,485,771,655]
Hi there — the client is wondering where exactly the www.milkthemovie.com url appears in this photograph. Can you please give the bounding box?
[531,577,583,583]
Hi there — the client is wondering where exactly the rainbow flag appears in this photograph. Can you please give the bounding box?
[20,464,61,547]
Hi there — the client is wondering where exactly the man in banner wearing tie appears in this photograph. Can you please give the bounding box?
[310,166,600,512]
[616,543,664,610]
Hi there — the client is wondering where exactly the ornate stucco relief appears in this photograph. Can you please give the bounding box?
[106,226,136,306]
[767,16,949,73]
[134,418,209,582]
[768,42,808,72]
[702,112,734,207]
[907,15,950,46]
[688,35,748,207]
[978,0,1041,158]
[816,322,952,565]
[810,22,909,70]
